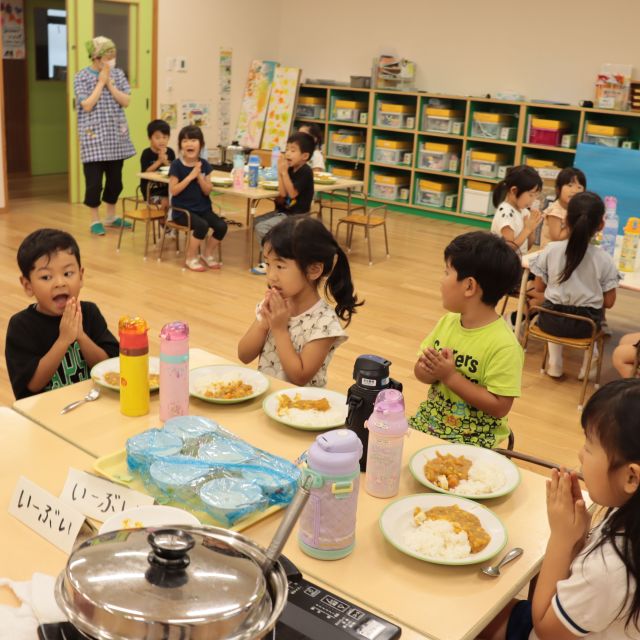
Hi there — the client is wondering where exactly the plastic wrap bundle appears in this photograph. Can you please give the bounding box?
[125,415,299,526]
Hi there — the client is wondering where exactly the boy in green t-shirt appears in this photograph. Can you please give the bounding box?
[410,231,523,448]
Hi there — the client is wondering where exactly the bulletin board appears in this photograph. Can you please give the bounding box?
[261,66,301,150]
[574,143,640,227]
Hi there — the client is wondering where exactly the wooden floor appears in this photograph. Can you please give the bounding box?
[1,175,637,469]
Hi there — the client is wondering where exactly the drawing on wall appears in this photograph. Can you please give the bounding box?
[181,101,210,128]
[235,60,278,148]
[160,103,177,127]
[218,47,232,146]
[262,66,301,150]
[2,0,25,59]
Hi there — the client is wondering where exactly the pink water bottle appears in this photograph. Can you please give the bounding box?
[159,321,189,422]
[365,389,408,498]
[298,429,363,560]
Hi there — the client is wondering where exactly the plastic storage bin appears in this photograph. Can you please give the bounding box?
[528,118,570,146]
[583,123,628,147]
[331,166,363,180]
[423,107,464,134]
[374,139,412,165]
[468,150,507,178]
[371,174,410,201]
[471,112,515,140]
[329,132,365,160]
[377,103,415,129]
[524,157,560,170]
[462,180,495,216]
[296,96,326,120]
[333,99,368,123]
[418,141,460,172]
[415,179,456,208]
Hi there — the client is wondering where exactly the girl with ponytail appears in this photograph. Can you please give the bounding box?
[238,216,362,386]
[529,191,619,378]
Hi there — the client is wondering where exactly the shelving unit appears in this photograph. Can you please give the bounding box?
[293,84,640,225]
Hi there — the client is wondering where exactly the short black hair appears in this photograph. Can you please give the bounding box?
[555,166,587,198]
[147,119,170,138]
[287,132,315,159]
[178,125,204,150]
[444,231,522,306]
[17,229,82,279]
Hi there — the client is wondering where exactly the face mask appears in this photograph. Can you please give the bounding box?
[105,58,116,69]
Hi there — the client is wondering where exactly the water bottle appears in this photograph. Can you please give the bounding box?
[620,217,640,272]
[298,429,363,560]
[271,145,280,172]
[232,153,244,190]
[119,316,150,417]
[365,389,409,498]
[248,154,260,188]
[159,321,189,422]
[601,196,619,257]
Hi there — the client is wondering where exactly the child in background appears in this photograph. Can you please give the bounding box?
[5,229,119,400]
[479,379,640,640]
[613,332,640,378]
[140,119,175,208]
[540,167,587,247]
[410,231,523,448]
[298,123,325,172]
[529,192,618,379]
[252,132,315,274]
[491,165,544,255]
[238,216,361,386]
[169,125,227,272]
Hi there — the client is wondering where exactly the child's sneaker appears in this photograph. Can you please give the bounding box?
[105,217,133,229]
[600,319,613,336]
[578,356,599,382]
[546,361,563,378]
[251,262,267,275]
[90,221,106,236]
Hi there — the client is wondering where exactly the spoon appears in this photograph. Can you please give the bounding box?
[481,547,523,577]
[60,388,101,415]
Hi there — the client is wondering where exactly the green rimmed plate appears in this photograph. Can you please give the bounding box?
[189,365,269,404]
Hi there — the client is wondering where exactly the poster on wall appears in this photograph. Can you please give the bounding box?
[235,60,278,149]
[181,101,210,128]
[262,66,301,150]
[160,103,177,127]
[218,47,232,147]
[2,0,25,59]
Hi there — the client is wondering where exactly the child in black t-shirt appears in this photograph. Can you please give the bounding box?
[5,229,119,400]
[140,119,176,208]
[251,132,315,275]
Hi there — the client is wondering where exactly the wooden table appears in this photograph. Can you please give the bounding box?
[13,348,550,640]
[138,170,364,266]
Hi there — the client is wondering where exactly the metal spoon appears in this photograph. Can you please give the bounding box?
[60,388,101,415]
[481,547,523,577]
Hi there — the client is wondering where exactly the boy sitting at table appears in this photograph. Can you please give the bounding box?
[410,231,524,448]
[140,119,175,209]
[5,229,119,400]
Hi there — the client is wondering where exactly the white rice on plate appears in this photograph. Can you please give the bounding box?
[403,519,471,560]
[279,406,346,427]
[435,459,506,496]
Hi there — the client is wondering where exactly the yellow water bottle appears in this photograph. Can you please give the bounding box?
[119,316,150,416]
[619,218,640,272]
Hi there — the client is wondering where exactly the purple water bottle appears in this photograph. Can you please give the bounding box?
[365,389,408,498]
[298,429,363,560]
[159,322,189,422]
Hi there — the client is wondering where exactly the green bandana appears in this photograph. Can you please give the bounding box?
[85,36,116,59]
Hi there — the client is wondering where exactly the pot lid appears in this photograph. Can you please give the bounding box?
[60,527,267,627]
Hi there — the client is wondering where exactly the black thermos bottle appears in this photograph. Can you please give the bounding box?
[345,355,402,471]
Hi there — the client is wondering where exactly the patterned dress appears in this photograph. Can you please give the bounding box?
[74,66,135,163]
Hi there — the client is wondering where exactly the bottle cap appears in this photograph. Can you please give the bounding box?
[119,316,149,348]
[367,389,408,436]
[249,154,260,165]
[624,217,640,235]
[307,429,362,476]
[160,321,189,341]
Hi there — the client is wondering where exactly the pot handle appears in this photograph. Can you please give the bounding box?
[261,474,313,572]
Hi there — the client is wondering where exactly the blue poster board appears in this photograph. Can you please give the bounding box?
[574,143,640,228]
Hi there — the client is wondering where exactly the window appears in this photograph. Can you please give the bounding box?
[94,1,137,84]
[34,8,67,81]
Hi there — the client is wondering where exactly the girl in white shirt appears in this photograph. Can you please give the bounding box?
[540,167,587,247]
[529,192,618,378]
[480,378,640,640]
[298,123,325,172]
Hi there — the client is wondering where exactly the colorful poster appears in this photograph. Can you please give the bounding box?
[218,47,232,146]
[235,60,277,149]
[160,103,177,127]
[181,101,210,128]
[262,66,301,150]
[2,0,25,59]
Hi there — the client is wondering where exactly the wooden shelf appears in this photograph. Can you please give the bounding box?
[522,143,576,154]
[414,168,461,178]
[325,155,364,164]
[295,117,326,124]
[328,120,368,128]
[417,131,465,140]
[372,124,417,133]
[466,136,517,147]
[463,175,500,184]
[369,161,412,171]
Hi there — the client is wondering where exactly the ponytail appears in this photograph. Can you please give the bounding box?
[492,179,508,207]
[492,165,543,207]
[325,245,363,326]
[560,191,605,283]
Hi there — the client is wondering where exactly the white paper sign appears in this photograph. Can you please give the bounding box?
[60,468,154,522]
[9,476,85,554]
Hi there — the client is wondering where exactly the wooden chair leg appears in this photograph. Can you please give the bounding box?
[366,225,373,265]
[117,215,126,250]
[579,345,594,410]
[540,341,549,373]
[158,223,168,261]
[383,221,390,257]
[595,335,605,388]
[143,218,151,259]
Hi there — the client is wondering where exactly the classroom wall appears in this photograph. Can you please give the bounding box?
[276,0,640,106]
[156,0,281,152]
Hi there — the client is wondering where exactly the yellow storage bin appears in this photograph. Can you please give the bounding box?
[470,150,506,162]
[424,141,457,152]
[299,96,325,105]
[423,106,464,134]
[418,179,455,192]
[585,123,628,136]
[374,139,412,165]
[525,158,559,169]
[296,95,325,119]
[332,167,361,179]
[333,99,368,123]
[426,107,464,118]
[472,112,516,140]
[468,150,507,179]
[418,141,461,172]
[462,181,495,216]
[374,174,409,185]
[329,132,365,159]
[474,112,513,124]
[531,118,569,130]
[466,180,493,192]
[416,179,456,208]
[377,102,416,128]
[335,99,367,109]
[372,173,410,201]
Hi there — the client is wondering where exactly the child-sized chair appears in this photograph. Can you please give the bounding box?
[523,306,605,410]
[117,187,166,259]
[334,197,390,266]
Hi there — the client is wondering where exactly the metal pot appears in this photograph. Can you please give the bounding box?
[55,479,311,640]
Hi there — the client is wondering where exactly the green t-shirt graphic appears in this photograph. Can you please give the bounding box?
[409,313,523,448]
